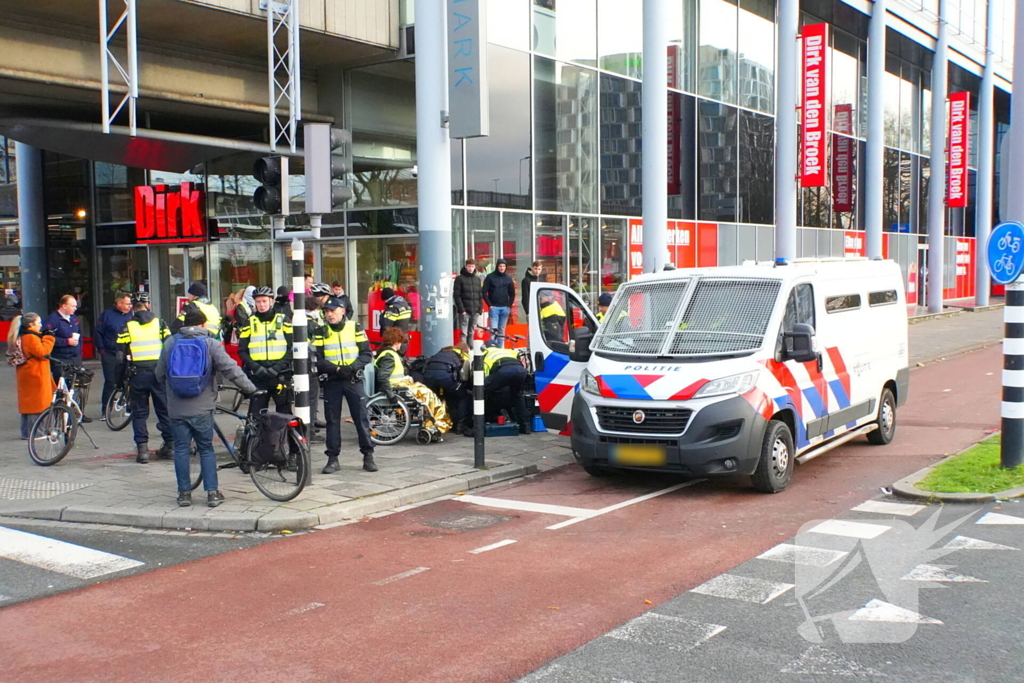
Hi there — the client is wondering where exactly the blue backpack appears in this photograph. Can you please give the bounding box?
[167,334,211,398]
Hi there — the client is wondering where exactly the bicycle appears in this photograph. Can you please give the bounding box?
[476,325,533,374]
[104,363,135,431]
[28,357,99,466]
[998,234,1021,253]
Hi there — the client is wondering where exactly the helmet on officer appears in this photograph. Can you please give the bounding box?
[253,285,275,299]
[310,282,332,297]
[134,292,151,305]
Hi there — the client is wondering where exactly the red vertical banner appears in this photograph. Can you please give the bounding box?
[801,23,829,188]
[697,222,718,267]
[676,221,697,268]
[947,91,970,208]
[628,218,644,281]
[832,103,854,212]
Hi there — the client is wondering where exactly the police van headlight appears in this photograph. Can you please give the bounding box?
[580,369,601,396]
[693,371,759,399]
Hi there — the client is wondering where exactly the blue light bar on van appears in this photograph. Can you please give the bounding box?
[774,258,789,266]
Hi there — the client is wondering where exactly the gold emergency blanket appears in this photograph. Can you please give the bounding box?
[392,377,453,434]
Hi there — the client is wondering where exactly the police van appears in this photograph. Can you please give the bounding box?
[527,259,909,493]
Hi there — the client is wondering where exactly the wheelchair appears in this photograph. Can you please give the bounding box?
[361,364,443,446]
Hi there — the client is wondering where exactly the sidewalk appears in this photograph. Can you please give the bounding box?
[0,308,1005,531]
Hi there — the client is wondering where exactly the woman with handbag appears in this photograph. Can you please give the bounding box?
[8,313,56,439]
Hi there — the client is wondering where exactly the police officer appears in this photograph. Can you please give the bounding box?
[422,342,471,435]
[238,285,293,417]
[307,282,333,437]
[596,292,613,322]
[538,291,568,344]
[171,281,222,341]
[116,294,173,463]
[379,287,412,333]
[483,341,531,434]
[314,297,377,474]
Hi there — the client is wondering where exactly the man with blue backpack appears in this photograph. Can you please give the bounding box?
[156,307,258,508]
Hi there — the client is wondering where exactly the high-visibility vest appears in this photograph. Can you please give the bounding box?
[236,300,252,319]
[178,300,222,340]
[117,318,168,362]
[596,311,605,322]
[375,348,408,384]
[242,313,291,361]
[315,320,365,367]
[483,347,519,375]
[540,301,566,319]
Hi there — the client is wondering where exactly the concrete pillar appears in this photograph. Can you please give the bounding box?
[415,0,453,357]
[865,0,887,259]
[927,0,949,314]
[642,0,669,271]
[16,142,48,316]
[775,0,799,261]
[974,0,996,305]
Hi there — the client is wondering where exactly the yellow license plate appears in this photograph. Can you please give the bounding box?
[611,444,667,466]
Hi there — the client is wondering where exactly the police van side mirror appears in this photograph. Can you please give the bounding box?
[569,326,593,362]
[783,323,818,364]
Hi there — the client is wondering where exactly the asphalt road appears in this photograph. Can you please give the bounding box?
[0,344,1005,682]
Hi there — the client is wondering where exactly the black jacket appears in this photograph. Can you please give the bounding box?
[424,348,470,382]
[483,270,516,308]
[452,268,483,315]
[521,272,539,314]
[336,294,354,320]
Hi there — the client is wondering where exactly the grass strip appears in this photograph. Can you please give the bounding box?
[917,435,1024,494]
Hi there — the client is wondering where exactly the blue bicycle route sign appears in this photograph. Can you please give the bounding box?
[988,221,1024,285]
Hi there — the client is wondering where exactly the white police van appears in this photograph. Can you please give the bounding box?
[527,259,909,493]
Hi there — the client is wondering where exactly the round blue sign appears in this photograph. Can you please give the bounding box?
[988,221,1024,285]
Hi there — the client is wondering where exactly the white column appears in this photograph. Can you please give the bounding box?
[16,143,48,316]
[975,0,996,306]
[865,0,887,260]
[642,0,669,271]
[415,0,453,356]
[1004,0,1024,233]
[927,0,949,314]
[774,0,799,261]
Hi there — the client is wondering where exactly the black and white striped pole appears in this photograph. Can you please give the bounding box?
[291,234,310,433]
[1003,281,1024,468]
[473,338,485,468]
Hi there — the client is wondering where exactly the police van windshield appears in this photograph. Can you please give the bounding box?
[592,277,782,358]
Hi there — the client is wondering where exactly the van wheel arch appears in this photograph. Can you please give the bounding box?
[884,379,898,406]
[770,409,797,441]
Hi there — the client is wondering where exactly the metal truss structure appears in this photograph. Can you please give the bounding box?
[264,0,302,153]
[99,0,139,136]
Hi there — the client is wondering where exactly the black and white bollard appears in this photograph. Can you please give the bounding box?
[1003,281,1024,468]
[473,338,485,468]
[291,237,310,433]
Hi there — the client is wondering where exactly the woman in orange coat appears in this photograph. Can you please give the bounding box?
[9,313,56,439]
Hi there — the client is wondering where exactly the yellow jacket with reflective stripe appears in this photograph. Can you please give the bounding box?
[483,347,519,375]
[177,300,222,340]
[116,318,169,362]
[314,319,366,366]
[375,348,408,384]
[540,300,566,319]
[240,313,291,361]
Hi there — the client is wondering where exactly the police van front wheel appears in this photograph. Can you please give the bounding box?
[867,388,897,446]
[751,420,795,493]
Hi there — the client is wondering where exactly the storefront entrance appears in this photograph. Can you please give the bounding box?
[151,245,207,320]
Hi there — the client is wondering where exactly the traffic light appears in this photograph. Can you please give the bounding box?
[304,122,353,215]
[253,155,289,215]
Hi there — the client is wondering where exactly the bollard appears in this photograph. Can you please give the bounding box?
[291,238,310,434]
[1003,281,1024,468]
[473,338,485,468]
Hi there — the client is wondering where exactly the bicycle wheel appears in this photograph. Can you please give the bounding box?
[366,395,412,445]
[248,429,309,501]
[105,387,132,431]
[189,444,203,491]
[28,404,77,466]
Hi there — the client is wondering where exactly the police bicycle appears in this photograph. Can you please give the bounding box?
[28,357,99,466]
[104,362,135,431]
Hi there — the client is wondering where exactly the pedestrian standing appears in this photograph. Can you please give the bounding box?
[116,295,173,463]
[42,295,91,422]
[239,286,293,418]
[521,261,542,315]
[483,258,516,346]
[156,307,257,508]
[314,297,377,473]
[171,282,223,341]
[10,313,55,440]
[331,282,354,320]
[274,286,294,319]
[95,292,134,414]
[453,258,483,343]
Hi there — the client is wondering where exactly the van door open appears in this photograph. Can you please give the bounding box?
[528,283,598,434]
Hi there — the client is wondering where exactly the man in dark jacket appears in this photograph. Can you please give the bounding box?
[331,281,355,320]
[95,292,134,413]
[43,295,93,421]
[379,287,412,333]
[521,261,542,315]
[483,258,516,346]
[452,258,483,343]
[170,282,223,341]
[115,295,171,463]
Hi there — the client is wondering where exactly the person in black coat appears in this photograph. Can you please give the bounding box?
[452,258,483,343]
[483,258,516,346]
[422,342,472,434]
[521,261,542,315]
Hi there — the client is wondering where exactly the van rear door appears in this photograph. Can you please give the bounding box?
[527,283,597,434]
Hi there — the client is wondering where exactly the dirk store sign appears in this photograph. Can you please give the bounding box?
[134,182,207,244]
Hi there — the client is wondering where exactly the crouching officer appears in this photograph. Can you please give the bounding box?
[239,286,293,417]
[483,341,531,435]
[422,342,471,435]
[314,297,377,474]
[116,294,173,463]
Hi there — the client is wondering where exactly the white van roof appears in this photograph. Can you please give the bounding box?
[629,258,901,286]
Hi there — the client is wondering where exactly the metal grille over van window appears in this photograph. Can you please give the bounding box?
[668,278,781,356]
[868,290,898,306]
[592,277,695,355]
[825,294,862,313]
[596,406,693,434]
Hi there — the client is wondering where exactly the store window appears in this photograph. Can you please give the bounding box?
[738,109,774,225]
[738,0,774,114]
[535,57,599,214]
[599,220,626,293]
[489,0,530,51]
[882,148,900,232]
[598,0,642,79]
[452,208,466,268]
[883,55,901,149]
[535,214,567,286]
[569,216,597,307]
[320,242,348,295]
[347,208,418,236]
[698,0,738,104]
[533,0,597,67]
[468,210,499,274]
[352,237,419,332]
[98,247,149,311]
[95,163,145,224]
[211,242,273,329]
[501,212,533,324]
[697,100,737,222]
[831,29,862,138]
[599,73,643,216]
[669,92,698,220]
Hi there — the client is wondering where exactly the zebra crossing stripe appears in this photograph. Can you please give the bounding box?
[807,519,891,539]
[851,500,925,516]
[757,543,848,567]
[944,535,1018,550]
[605,613,727,652]
[690,573,794,604]
[0,526,143,579]
[976,512,1024,525]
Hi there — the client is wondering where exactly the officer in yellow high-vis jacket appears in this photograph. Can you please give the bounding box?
[483,342,530,434]
[171,281,222,341]
[238,286,293,419]
[116,294,172,463]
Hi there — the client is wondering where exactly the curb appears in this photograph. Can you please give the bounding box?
[891,440,1024,504]
[0,462,539,532]
[908,309,962,324]
[912,341,998,367]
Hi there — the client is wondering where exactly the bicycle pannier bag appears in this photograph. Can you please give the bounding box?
[253,412,292,465]
[6,338,26,367]
[167,336,211,398]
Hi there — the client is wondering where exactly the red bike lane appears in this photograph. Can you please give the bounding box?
[0,346,1001,683]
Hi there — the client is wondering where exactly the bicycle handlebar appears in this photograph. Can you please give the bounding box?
[475,325,526,342]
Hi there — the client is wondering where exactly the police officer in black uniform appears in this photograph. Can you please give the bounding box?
[422,342,472,435]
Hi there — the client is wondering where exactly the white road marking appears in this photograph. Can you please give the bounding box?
[807,519,891,539]
[457,495,599,518]
[545,479,706,530]
[848,599,942,624]
[901,564,986,583]
[468,539,517,554]
[605,613,726,652]
[851,500,926,516]
[976,512,1024,525]
[286,602,325,616]
[0,526,143,579]
[944,535,1018,550]
[757,543,849,567]
[690,573,794,604]
[373,567,431,586]
[780,646,884,677]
